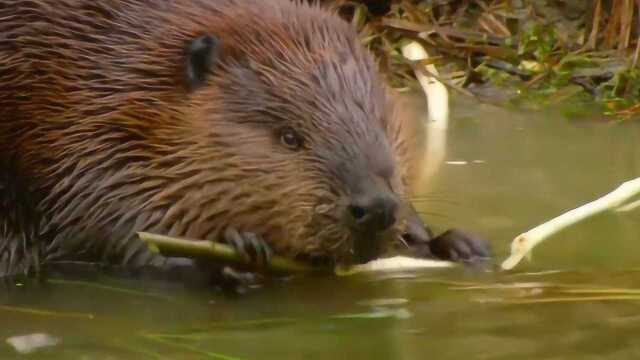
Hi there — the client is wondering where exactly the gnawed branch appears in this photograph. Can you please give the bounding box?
[502,177,640,270]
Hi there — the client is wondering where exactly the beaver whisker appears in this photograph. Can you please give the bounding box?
[395,234,410,249]
[409,198,460,205]
[328,234,349,251]
[415,210,448,219]
[405,194,456,201]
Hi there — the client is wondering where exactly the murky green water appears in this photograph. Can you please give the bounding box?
[2,96,639,359]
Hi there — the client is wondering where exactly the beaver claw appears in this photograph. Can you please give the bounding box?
[224,228,273,268]
[219,266,265,294]
[413,228,491,263]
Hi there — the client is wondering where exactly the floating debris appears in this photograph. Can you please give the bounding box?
[6,333,60,354]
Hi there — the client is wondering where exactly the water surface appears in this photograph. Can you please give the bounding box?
[2,95,639,359]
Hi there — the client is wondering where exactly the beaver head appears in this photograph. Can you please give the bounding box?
[175,3,431,265]
[2,0,432,268]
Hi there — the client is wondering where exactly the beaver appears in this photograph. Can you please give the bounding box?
[0,0,489,280]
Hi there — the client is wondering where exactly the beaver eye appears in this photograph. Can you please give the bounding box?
[279,127,303,150]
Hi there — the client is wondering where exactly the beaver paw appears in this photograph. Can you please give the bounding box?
[224,228,273,269]
[415,228,491,263]
[219,266,265,295]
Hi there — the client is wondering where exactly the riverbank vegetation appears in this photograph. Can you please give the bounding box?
[336,0,640,119]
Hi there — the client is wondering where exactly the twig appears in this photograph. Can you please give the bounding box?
[138,233,455,276]
[417,64,477,98]
[634,0,640,67]
[437,26,516,48]
[401,41,449,186]
[583,0,602,51]
[502,177,640,270]
[336,256,453,276]
[138,232,316,274]
[401,41,450,127]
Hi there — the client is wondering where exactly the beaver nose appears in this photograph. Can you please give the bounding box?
[348,194,398,232]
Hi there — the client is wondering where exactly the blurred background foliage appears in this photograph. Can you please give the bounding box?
[328,0,640,118]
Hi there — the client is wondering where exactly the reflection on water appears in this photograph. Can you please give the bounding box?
[1,95,639,359]
[412,94,640,270]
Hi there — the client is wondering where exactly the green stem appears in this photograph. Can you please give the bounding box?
[0,305,95,319]
[137,232,319,274]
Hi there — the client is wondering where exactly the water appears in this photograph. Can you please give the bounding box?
[1,95,639,359]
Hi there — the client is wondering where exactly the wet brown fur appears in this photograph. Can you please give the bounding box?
[0,0,420,275]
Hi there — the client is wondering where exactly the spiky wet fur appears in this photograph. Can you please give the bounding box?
[0,0,420,275]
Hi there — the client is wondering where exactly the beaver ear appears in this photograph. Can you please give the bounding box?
[185,34,220,91]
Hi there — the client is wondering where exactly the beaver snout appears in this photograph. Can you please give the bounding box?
[347,196,435,264]
[346,188,399,264]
